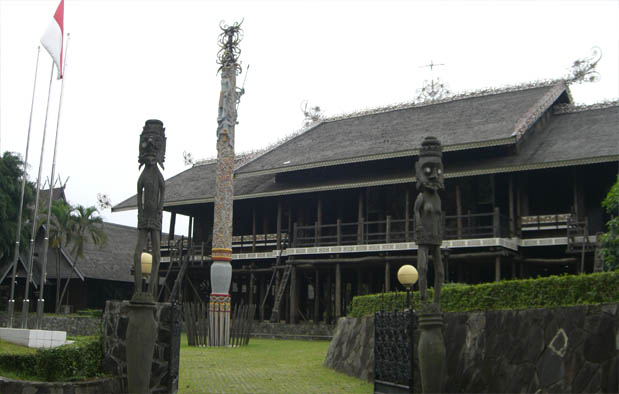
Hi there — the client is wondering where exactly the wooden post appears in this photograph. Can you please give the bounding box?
[168,212,176,242]
[314,269,320,323]
[508,175,515,237]
[493,207,501,237]
[317,197,322,246]
[456,183,463,238]
[335,263,342,319]
[276,199,282,250]
[259,273,265,321]
[336,219,342,245]
[263,207,268,248]
[248,272,255,307]
[326,272,332,323]
[384,261,390,292]
[495,256,501,282]
[187,216,193,244]
[290,265,297,324]
[252,208,257,253]
[356,268,363,296]
[357,191,364,244]
[405,188,410,241]
[386,215,391,243]
[314,221,319,247]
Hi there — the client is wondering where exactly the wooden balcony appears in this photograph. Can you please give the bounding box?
[291,208,514,248]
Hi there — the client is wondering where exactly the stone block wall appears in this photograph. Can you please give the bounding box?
[251,321,334,340]
[0,313,101,336]
[325,303,619,393]
[102,301,181,394]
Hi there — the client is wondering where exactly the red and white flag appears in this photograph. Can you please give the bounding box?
[40,0,64,79]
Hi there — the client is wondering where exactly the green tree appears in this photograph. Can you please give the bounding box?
[57,205,106,307]
[600,175,619,270]
[0,152,35,269]
[38,198,75,311]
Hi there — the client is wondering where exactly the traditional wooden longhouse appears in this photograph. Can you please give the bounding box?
[113,81,618,324]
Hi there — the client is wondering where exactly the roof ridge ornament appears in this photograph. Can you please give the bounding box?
[566,47,602,84]
[553,100,619,114]
[416,60,451,102]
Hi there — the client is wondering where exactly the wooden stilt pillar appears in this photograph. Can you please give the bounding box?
[356,268,363,296]
[248,272,255,306]
[252,208,257,252]
[495,256,501,282]
[384,261,390,292]
[405,188,410,241]
[325,272,332,324]
[508,175,515,237]
[168,212,176,242]
[259,273,265,321]
[335,263,342,319]
[314,269,320,323]
[456,183,463,238]
[276,199,282,249]
[290,265,297,324]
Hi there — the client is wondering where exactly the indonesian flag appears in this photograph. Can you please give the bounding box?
[40,0,64,79]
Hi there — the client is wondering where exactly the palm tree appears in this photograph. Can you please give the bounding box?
[39,199,75,312]
[57,205,106,308]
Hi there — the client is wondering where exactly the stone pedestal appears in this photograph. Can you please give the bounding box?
[418,309,446,393]
[126,298,158,394]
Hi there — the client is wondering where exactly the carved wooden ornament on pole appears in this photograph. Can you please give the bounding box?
[414,136,447,393]
[210,21,243,347]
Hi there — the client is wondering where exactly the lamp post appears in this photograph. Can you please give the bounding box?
[397,264,418,308]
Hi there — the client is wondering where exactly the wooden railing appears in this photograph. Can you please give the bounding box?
[292,208,515,248]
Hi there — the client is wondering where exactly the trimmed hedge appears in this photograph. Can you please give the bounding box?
[349,271,619,317]
[0,334,104,381]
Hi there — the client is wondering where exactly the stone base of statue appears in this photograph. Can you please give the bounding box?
[126,292,158,393]
[417,303,446,394]
[209,293,231,346]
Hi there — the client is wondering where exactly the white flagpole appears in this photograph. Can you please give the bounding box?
[6,46,41,328]
[21,59,56,329]
[36,34,70,328]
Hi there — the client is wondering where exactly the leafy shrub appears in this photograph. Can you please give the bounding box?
[0,334,104,381]
[600,175,619,270]
[349,271,619,317]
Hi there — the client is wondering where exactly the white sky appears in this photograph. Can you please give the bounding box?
[1,0,618,236]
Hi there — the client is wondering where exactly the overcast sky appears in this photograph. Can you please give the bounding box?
[1,0,618,235]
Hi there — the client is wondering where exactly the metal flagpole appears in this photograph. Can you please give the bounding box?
[6,46,41,328]
[21,60,56,329]
[36,34,70,328]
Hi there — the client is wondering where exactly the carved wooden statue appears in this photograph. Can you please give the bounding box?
[414,136,444,304]
[133,119,166,301]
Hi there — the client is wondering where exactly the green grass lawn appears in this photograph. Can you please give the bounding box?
[1,335,371,393]
[0,338,36,355]
[179,335,372,394]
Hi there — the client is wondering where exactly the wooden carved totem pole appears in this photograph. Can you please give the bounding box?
[209,21,243,347]
[127,119,166,393]
[414,136,447,393]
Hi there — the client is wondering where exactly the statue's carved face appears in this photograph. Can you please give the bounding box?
[139,132,164,166]
[416,156,444,191]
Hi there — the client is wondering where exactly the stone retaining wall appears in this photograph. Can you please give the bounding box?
[103,301,181,394]
[0,313,101,336]
[0,376,121,394]
[251,321,334,340]
[325,304,619,393]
